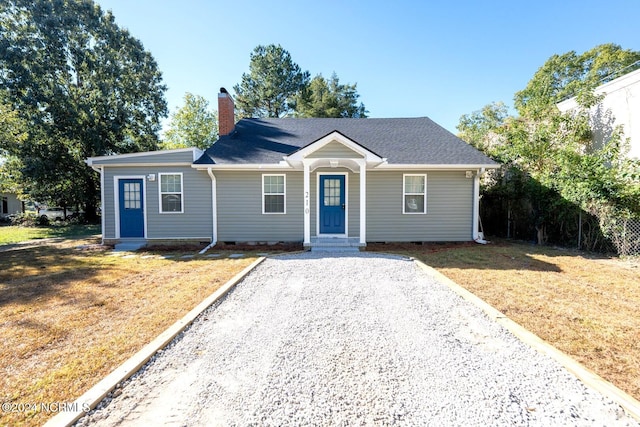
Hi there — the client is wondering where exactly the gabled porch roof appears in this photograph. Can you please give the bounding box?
[284,130,385,171]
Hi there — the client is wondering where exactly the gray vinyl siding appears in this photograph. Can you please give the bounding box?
[215,171,303,242]
[366,170,473,242]
[92,150,196,166]
[101,166,212,240]
[307,141,364,159]
[347,172,360,238]
[101,168,135,239]
[99,165,473,243]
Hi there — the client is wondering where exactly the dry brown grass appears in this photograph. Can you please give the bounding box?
[3,237,638,425]
[0,238,261,427]
[368,240,640,401]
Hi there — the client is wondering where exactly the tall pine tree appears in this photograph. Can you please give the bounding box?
[293,73,368,118]
[233,44,310,118]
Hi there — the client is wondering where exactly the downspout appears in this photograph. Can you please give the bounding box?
[199,168,218,254]
[90,165,105,245]
[473,168,487,244]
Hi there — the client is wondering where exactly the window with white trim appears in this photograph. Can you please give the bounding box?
[403,174,426,214]
[159,173,183,213]
[263,174,285,214]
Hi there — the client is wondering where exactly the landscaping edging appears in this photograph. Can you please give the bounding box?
[413,259,640,422]
[42,256,266,427]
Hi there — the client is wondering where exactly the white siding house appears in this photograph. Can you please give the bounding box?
[557,68,640,159]
[1,193,23,217]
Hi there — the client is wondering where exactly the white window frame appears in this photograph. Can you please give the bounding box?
[158,172,184,214]
[262,174,286,214]
[402,174,427,214]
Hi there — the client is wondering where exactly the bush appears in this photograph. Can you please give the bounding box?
[10,212,38,227]
[36,215,50,226]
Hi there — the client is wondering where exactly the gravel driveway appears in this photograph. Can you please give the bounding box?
[79,252,638,426]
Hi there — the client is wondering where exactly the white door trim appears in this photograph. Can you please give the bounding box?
[316,172,348,238]
[113,175,148,239]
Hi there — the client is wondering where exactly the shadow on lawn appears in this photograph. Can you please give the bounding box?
[0,240,284,307]
[0,244,106,307]
[363,239,605,273]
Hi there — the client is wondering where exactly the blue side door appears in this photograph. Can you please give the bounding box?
[119,179,144,238]
[319,175,345,234]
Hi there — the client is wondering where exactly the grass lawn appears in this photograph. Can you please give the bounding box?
[0,237,260,427]
[0,224,101,245]
[368,240,640,403]
[2,237,638,426]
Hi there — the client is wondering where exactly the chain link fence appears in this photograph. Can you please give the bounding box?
[605,217,640,257]
[481,194,640,257]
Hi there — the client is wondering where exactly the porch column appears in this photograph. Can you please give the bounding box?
[303,160,311,246]
[359,160,366,245]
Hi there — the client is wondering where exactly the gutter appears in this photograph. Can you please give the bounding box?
[375,163,500,170]
[206,168,217,248]
[191,163,501,171]
[473,168,487,245]
[192,163,293,171]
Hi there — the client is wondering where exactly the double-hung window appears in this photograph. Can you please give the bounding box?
[159,173,183,213]
[403,174,426,214]
[263,174,285,214]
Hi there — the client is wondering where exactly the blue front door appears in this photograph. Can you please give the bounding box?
[119,179,144,238]
[319,175,345,234]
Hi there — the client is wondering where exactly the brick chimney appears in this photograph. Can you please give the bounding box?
[218,87,235,136]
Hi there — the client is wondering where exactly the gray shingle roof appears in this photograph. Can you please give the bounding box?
[194,117,497,166]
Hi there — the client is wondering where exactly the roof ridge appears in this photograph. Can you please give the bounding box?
[241,116,434,121]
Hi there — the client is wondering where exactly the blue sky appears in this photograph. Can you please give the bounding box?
[96,0,640,133]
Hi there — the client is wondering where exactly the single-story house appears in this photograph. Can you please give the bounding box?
[86,89,499,249]
[0,192,24,217]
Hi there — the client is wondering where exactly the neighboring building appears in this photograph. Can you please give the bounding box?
[86,89,499,249]
[0,193,23,217]
[557,68,640,159]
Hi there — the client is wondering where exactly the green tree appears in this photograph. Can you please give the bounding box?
[456,101,509,151]
[458,44,640,248]
[0,0,167,219]
[0,98,27,153]
[162,93,218,150]
[292,73,368,118]
[233,44,310,118]
[0,98,27,194]
[514,43,640,118]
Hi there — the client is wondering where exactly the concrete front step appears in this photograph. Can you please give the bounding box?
[309,237,362,252]
[114,241,147,252]
[311,246,360,253]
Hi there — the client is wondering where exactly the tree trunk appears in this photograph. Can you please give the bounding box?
[83,177,100,223]
[536,223,546,245]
